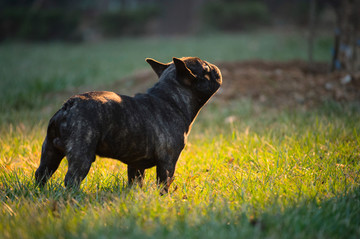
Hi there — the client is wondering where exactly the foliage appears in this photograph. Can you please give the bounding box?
[202,0,271,31]
[0,7,79,41]
[0,0,337,41]
[99,6,160,37]
[0,3,159,41]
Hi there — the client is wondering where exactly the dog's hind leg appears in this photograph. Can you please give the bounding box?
[64,153,95,189]
[63,133,97,189]
[35,136,65,187]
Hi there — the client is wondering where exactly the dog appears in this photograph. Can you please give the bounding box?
[35,57,222,194]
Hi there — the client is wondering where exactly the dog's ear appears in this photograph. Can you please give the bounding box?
[146,58,170,77]
[173,57,196,86]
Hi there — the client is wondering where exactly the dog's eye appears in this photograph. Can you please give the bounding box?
[203,65,210,72]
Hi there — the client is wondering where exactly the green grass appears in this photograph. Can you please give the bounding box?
[1,31,359,238]
[1,101,359,238]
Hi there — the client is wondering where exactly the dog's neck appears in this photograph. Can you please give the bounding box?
[147,75,205,128]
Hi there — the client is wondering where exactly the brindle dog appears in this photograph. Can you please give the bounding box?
[35,57,222,193]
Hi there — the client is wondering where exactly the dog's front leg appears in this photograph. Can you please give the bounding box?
[127,166,145,188]
[156,161,176,195]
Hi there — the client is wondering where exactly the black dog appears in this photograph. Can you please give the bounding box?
[35,57,222,193]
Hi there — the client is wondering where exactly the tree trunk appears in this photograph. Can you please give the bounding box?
[331,0,360,72]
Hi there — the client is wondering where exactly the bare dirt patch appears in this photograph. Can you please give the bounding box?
[217,60,360,108]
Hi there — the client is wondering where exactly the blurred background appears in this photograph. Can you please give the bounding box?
[0,0,359,122]
[1,0,359,70]
[0,0,344,40]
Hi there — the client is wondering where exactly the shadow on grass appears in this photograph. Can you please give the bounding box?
[71,187,359,239]
[0,168,132,203]
[257,187,360,238]
[1,168,359,238]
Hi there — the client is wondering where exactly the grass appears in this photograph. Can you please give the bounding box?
[1,30,359,238]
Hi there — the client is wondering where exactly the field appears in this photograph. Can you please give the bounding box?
[1,30,360,238]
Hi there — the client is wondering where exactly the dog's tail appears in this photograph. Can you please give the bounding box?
[47,107,67,152]
[47,98,78,152]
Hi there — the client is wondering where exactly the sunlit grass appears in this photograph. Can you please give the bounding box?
[1,100,359,238]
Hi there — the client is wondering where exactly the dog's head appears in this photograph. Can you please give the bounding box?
[146,57,222,100]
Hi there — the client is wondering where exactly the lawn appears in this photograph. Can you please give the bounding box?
[1,30,359,238]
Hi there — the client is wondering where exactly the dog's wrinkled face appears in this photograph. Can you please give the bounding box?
[182,57,222,97]
[146,57,222,98]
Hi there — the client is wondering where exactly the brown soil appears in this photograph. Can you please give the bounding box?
[217,60,360,108]
[118,60,360,109]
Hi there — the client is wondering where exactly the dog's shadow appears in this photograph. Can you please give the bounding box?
[1,170,132,202]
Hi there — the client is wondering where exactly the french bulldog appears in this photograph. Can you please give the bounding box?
[35,57,222,194]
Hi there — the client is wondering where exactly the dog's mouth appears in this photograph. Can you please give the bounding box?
[210,64,222,86]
